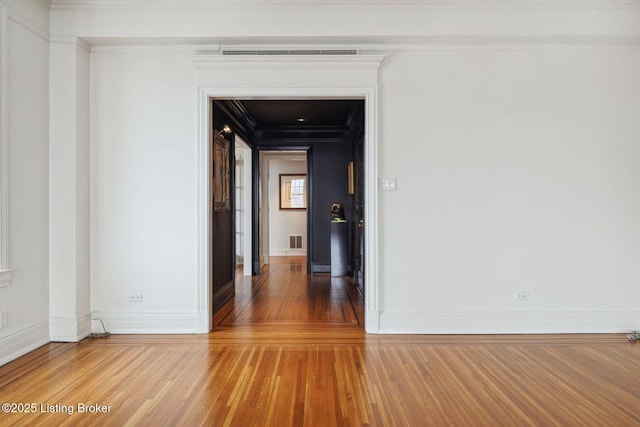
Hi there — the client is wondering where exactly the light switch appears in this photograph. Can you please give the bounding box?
[379,178,397,191]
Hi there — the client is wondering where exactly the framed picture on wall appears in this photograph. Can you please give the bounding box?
[348,161,355,195]
[280,174,307,210]
[213,132,230,211]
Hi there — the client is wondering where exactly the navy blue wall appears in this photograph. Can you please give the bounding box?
[211,103,236,313]
[310,142,353,270]
[213,99,363,276]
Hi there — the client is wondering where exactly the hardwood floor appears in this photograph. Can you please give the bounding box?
[219,256,363,327]
[1,257,640,426]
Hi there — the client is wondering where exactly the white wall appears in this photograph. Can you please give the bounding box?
[259,153,269,266]
[377,48,640,332]
[0,0,50,365]
[90,50,200,332]
[44,1,640,336]
[234,141,245,263]
[49,39,92,342]
[268,157,307,256]
[234,136,252,276]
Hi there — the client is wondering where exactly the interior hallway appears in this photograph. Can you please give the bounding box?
[218,256,364,328]
[1,260,640,425]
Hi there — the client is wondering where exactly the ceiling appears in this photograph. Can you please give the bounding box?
[240,100,361,127]
[214,99,364,144]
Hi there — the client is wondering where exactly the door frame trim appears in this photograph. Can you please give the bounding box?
[252,146,312,276]
[194,55,383,333]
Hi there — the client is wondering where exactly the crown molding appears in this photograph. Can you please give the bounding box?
[49,1,640,44]
[358,35,640,51]
[192,54,385,71]
[49,0,640,6]
[74,36,640,55]
[4,0,50,42]
[48,0,640,14]
[28,0,52,10]
[90,43,221,54]
[8,13,49,42]
[216,36,640,51]
[50,36,92,51]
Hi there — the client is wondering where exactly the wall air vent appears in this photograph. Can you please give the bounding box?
[222,49,358,56]
[289,235,303,249]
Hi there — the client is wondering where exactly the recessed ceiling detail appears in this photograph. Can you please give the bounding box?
[215,99,363,144]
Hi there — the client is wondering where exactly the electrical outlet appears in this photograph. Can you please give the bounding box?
[514,291,530,301]
[0,311,8,329]
[128,294,143,303]
[379,178,398,191]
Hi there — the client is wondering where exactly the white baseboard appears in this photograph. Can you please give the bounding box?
[378,310,640,334]
[270,249,306,256]
[92,311,198,334]
[50,314,92,342]
[0,321,50,367]
[365,310,380,333]
[196,310,211,333]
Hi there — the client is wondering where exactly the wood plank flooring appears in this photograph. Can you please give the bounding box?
[220,257,363,327]
[1,257,640,426]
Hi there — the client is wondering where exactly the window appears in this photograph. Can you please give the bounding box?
[279,174,307,210]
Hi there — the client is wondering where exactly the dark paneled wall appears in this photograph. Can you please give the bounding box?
[310,142,353,270]
[350,107,365,294]
[212,103,235,313]
[212,211,234,312]
[213,99,364,277]
[254,140,353,272]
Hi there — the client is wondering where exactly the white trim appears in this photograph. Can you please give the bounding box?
[379,310,640,334]
[48,0,640,9]
[241,144,253,277]
[363,85,380,334]
[50,314,92,342]
[76,37,91,52]
[92,311,198,334]
[192,54,385,72]
[90,43,221,54]
[50,35,92,52]
[0,268,12,287]
[80,39,640,58]
[360,38,640,53]
[0,321,50,367]
[78,313,92,339]
[194,55,383,333]
[219,44,360,53]
[196,309,209,332]
[7,10,49,43]
[270,249,306,256]
[80,39,640,57]
[196,88,212,334]
[0,2,9,284]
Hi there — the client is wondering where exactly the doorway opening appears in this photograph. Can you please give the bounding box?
[234,135,252,277]
[193,54,383,333]
[211,98,366,330]
[259,150,309,270]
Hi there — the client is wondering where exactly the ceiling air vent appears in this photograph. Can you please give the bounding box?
[222,49,358,56]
